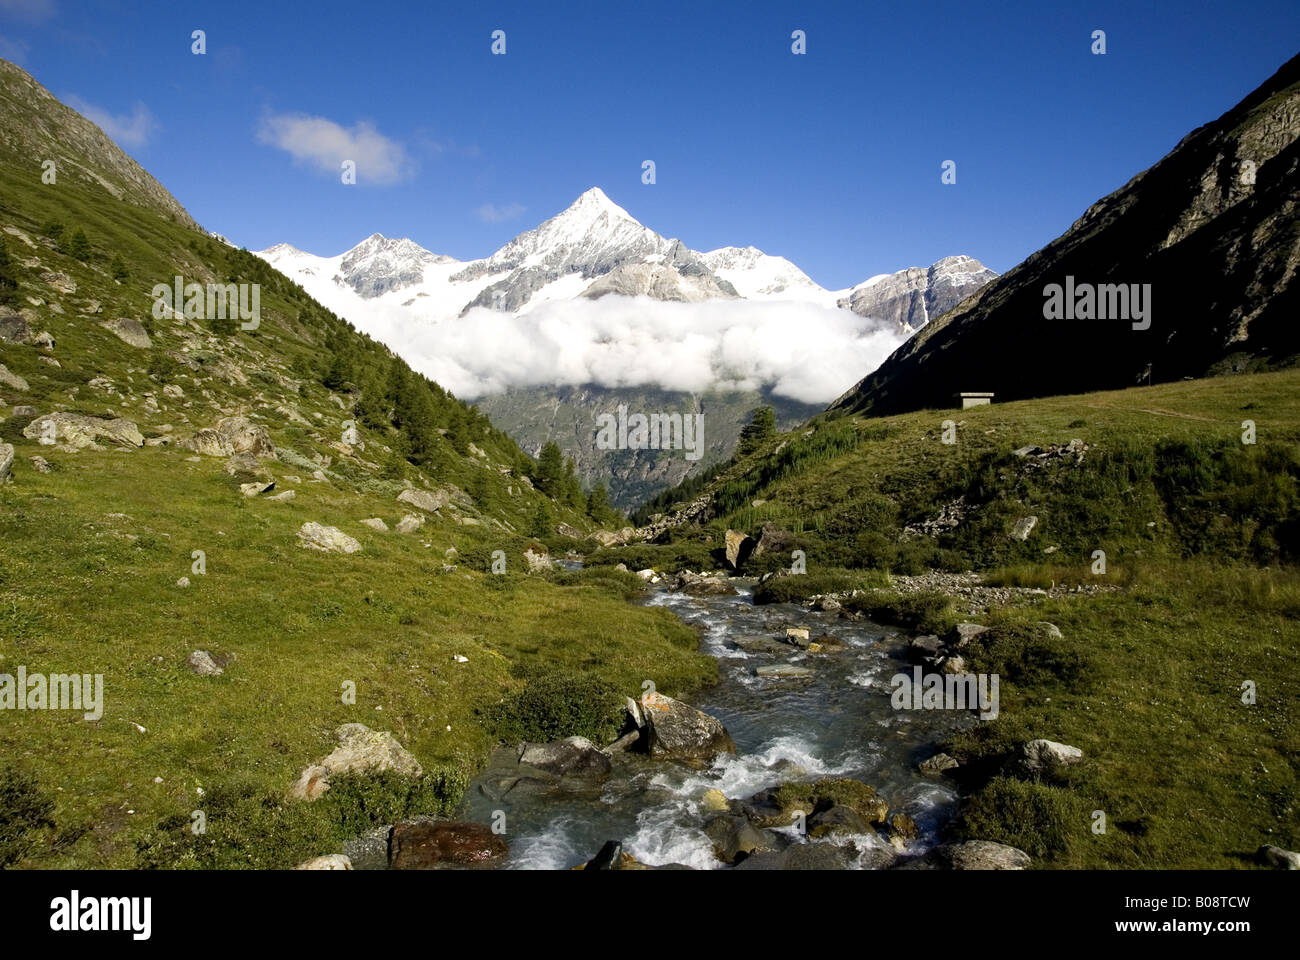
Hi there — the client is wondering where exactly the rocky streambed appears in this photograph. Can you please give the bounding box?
[344,577,989,870]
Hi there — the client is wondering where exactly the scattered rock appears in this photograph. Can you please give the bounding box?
[733,842,853,871]
[0,363,28,391]
[522,548,552,573]
[0,306,30,343]
[297,522,362,554]
[919,753,959,775]
[176,577,190,588]
[397,487,449,513]
[1256,844,1300,870]
[360,518,389,531]
[389,821,507,869]
[395,514,423,534]
[290,723,422,801]
[784,626,811,647]
[1009,515,1039,541]
[908,635,943,663]
[22,413,143,449]
[948,622,990,648]
[294,854,353,870]
[704,814,774,862]
[0,442,12,482]
[756,664,814,679]
[266,489,295,502]
[182,416,275,459]
[186,650,223,676]
[724,528,754,569]
[941,840,1031,870]
[701,788,729,812]
[1007,739,1084,777]
[100,317,152,349]
[517,737,612,779]
[582,840,641,870]
[240,480,275,497]
[752,523,799,557]
[890,813,919,842]
[29,455,51,474]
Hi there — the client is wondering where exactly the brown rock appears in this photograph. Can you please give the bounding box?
[389,821,508,869]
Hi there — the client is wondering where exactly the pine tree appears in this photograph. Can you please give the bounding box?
[322,353,351,391]
[535,441,565,497]
[738,405,776,455]
[586,482,613,524]
[65,227,91,261]
[109,253,128,281]
[529,500,554,539]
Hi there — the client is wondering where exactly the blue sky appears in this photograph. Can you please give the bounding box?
[2,0,1297,289]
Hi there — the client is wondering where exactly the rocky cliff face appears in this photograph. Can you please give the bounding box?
[0,59,201,231]
[836,255,997,333]
[833,52,1300,417]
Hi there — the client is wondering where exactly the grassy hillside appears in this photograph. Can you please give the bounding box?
[0,68,716,868]
[616,373,1300,867]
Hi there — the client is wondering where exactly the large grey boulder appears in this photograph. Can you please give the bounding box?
[100,317,152,348]
[1257,845,1300,870]
[517,737,611,779]
[751,523,798,557]
[703,814,774,863]
[289,723,422,801]
[639,691,735,762]
[181,416,274,459]
[294,854,353,870]
[733,842,855,870]
[397,487,449,513]
[0,306,30,343]
[0,442,13,482]
[1007,739,1084,777]
[297,521,361,554]
[0,363,28,391]
[941,840,1032,870]
[22,413,143,449]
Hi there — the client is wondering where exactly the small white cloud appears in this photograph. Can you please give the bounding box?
[475,202,526,224]
[256,112,412,185]
[63,95,158,148]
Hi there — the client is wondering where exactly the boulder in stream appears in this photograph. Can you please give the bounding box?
[389,821,508,869]
[518,737,612,779]
[639,691,736,763]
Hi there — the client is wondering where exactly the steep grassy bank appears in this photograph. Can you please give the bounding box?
[0,444,715,868]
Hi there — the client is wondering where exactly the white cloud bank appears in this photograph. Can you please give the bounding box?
[256,112,412,184]
[351,295,903,405]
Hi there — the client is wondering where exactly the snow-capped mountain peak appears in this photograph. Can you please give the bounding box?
[700,245,833,303]
[334,233,456,298]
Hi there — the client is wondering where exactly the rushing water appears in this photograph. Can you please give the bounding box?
[458,580,967,870]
